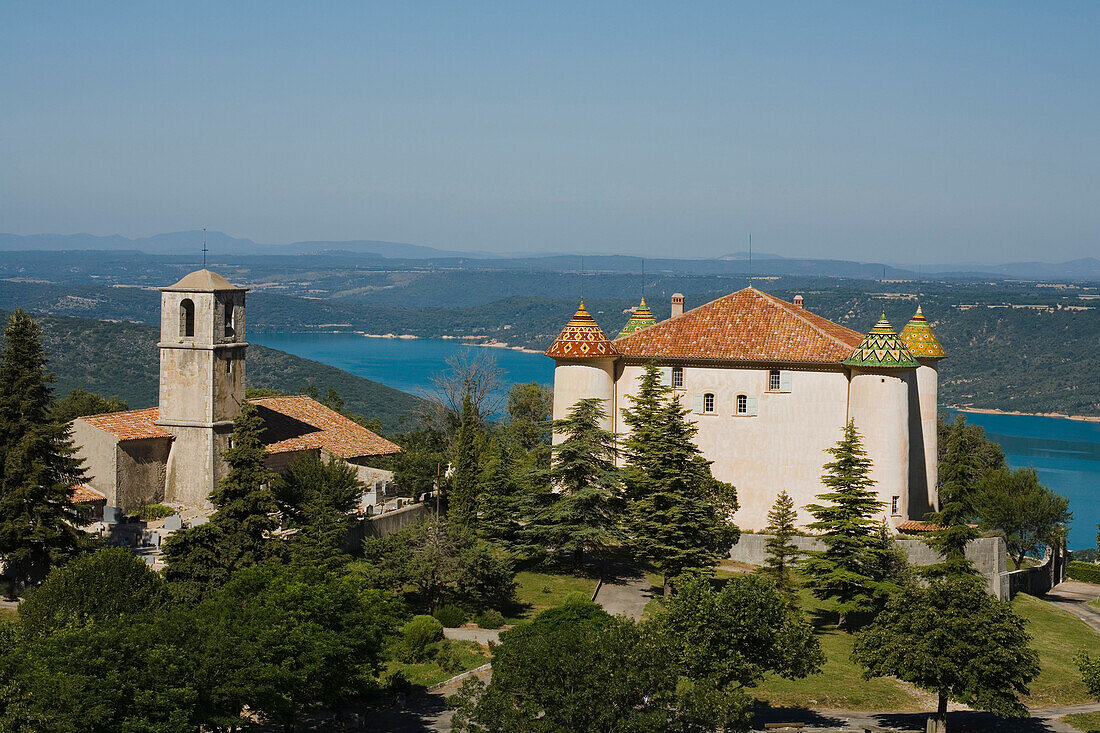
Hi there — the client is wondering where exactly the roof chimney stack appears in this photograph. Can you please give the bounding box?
[671,293,684,318]
[793,295,804,309]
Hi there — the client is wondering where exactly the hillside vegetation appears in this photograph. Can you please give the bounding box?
[0,310,423,431]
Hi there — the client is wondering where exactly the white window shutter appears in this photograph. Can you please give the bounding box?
[692,393,704,414]
[745,396,758,416]
[779,370,793,393]
[658,366,673,386]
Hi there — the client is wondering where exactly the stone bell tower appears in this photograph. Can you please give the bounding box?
[156,269,248,506]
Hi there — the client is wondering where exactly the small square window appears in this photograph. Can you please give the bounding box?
[891,496,900,515]
[736,394,748,414]
[703,393,715,413]
[769,370,781,391]
[672,367,683,388]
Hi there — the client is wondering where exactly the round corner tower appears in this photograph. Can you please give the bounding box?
[157,269,248,506]
[900,305,946,518]
[546,301,618,441]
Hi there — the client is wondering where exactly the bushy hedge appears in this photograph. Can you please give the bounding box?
[1067,561,1100,584]
[433,604,467,628]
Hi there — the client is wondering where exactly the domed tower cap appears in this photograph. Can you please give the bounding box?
[616,297,657,338]
[900,305,946,359]
[546,301,618,359]
[162,269,246,292]
[843,313,919,368]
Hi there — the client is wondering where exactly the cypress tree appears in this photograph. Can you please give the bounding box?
[448,393,481,528]
[0,309,88,591]
[621,363,739,594]
[163,402,279,600]
[476,436,523,548]
[761,490,800,597]
[802,420,886,628]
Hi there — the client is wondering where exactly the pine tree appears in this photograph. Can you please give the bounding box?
[923,417,982,577]
[273,453,362,570]
[163,402,279,600]
[448,393,481,529]
[525,398,622,568]
[476,436,524,548]
[802,420,886,628]
[761,490,800,597]
[620,363,739,594]
[0,309,89,591]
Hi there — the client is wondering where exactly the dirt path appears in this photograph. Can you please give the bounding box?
[593,574,654,620]
[1044,581,1100,634]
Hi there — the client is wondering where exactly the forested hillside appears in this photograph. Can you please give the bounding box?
[0,311,424,431]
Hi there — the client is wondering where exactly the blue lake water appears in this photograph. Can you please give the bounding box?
[253,332,1100,551]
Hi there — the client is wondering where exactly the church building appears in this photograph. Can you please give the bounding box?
[70,269,401,514]
[546,288,945,530]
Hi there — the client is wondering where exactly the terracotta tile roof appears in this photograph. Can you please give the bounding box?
[80,407,169,441]
[70,483,107,503]
[248,396,403,458]
[896,520,943,532]
[545,301,618,359]
[611,288,865,364]
[78,398,401,459]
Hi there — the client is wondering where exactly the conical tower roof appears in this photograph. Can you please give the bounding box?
[545,301,618,359]
[843,314,919,368]
[616,298,657,338]
[900,305,946,360]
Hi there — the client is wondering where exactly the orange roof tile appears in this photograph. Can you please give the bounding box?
[70,483,107,503]
[80,407,169,441]
[248,395,403,458]
[545,301,618,359]
[612,288,865,364]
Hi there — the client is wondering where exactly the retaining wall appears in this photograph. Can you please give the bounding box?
[344,502,431,551]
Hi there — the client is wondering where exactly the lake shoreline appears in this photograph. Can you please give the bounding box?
[948,405,1100,423]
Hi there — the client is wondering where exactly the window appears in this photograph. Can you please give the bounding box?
[226,358,232,374]
[179,299,195,338]
[672,366,683,388]
[224,299,235,338]
[891,496,900,515]
[703,393,715,413]
[737,394,748,414]
[769,370,781,391]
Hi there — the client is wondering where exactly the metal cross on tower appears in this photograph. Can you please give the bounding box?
[202,228,208,267]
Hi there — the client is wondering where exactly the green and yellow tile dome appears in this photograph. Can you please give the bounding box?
[617,298,657,338]
[900,306,947,360]
[843,314,920,368]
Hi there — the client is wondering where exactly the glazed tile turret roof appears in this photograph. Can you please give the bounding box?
[616,298,657,338]
[842,314,920,369]
[545,301,618,359]
[899,306,947,360]
[611,288,864,364]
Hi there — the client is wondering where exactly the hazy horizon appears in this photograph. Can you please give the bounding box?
[3,2,1097,264]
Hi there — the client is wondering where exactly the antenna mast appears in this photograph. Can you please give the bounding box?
[748,233,753,288]
[202,228,208,268]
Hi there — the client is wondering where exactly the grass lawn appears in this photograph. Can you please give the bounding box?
[1012,593,1100,707]
[384,640,489,688]
[506,571,599,622]
[1063,712,1100,732]
[0,607,16,623]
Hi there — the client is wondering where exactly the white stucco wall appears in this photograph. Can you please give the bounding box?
[551,359,616,442]
[848,368,910,524]
[614,362,855,530]
[906,361,939,519]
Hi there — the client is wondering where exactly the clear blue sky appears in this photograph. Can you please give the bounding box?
[2,2,1097,262]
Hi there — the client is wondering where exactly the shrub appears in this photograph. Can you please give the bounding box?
[433,604,467,628]
[563,591,591,606]
[1067,561,1100,585]
[135,503,176,521]
[473,610,504,629]
[402,615,444,660]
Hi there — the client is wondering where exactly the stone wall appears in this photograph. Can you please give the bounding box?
[115,438,170,512]
[344,502,431,551]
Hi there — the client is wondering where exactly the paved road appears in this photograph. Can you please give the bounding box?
[442,627,501,644]
[754,704,1100,732]
[593,574,654,620]
[1044,581,1100,634]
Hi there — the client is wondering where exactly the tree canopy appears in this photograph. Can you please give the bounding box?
[972,466,1071,570]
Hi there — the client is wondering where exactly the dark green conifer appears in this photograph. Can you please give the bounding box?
[761,490,800,597]
[476,436,523,548]
[802,420,885,628]
[448,393,481,528]
[0,309,88,591]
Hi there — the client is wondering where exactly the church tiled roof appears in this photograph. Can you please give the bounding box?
[617,298,657,338]
[611,288,864,364]
[900,306,947,360]
[842,314,920,369]
[545,302,618,359]
[70,483,107,504]
[78,398,401,459]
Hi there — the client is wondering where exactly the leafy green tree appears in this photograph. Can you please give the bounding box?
[49,388,128,424]
[162,402,279,601]
[476,437,525,548]
[972,467,1071,570]
[506,382,553,463]
[620,363,739,593]
[761,490,801,597]
[526,397,623,568]
[655,574,824,697]
[273,453,362,569]
[18,547,164,636]
[802,420,886,628]
[1077,651,1100,700]
[0,309,88,591]
[449,393,482,528]
[853,575,1040,733]
[937,412,1004,518]
[392,426,446,499]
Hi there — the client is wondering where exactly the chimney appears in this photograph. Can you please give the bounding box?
[670,293,684,318]
[793,294,804,309]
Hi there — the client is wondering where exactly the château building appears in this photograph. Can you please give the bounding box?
[70,269,401,514]
[546,288,945,530]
